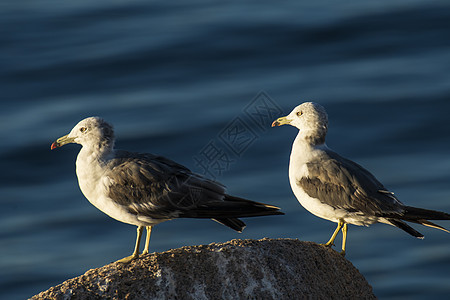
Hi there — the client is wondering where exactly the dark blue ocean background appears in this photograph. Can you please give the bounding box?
[1,1,450,299]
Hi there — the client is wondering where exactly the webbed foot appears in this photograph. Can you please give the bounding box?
[115,253,139,264]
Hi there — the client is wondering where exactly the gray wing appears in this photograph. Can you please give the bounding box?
[105,151,228,220]
[297,150,404,216]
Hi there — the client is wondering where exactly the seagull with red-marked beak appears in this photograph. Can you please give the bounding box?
[272,102,450,255]
[51,117,283,263]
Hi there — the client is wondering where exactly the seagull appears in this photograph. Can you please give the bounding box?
[51,116,283,263]
[272,102,450,255]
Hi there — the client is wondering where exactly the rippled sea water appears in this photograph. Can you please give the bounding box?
[1,1,450,299]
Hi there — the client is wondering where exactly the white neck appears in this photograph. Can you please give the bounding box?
[75,144,114,199]
[289,131,328,180]
[292,130,327,154]
[77,142,113,164]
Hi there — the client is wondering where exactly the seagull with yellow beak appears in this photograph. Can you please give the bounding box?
[272,102,450,255]
[51,117,283,263]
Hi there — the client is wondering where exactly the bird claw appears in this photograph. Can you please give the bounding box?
[115,253,139,264]
[320,243,346,256]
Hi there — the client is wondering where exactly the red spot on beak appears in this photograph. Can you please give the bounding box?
[51,142,58,150]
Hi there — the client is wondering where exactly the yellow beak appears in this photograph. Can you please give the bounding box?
[51,134,75,150]
[271,116,291,127]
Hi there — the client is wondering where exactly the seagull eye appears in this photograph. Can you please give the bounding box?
[297,111,303,116]
[80,127,87,133]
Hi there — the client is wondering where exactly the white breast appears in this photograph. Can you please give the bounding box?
[288,135,377,226]
[75,148,162,226]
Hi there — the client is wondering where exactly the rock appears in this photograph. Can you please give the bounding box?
[31,238,376,299]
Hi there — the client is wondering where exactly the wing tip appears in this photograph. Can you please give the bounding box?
[418,219,450,233]
[388,218,424,239]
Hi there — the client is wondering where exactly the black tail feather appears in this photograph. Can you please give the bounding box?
[212,218,246,232]
[382,206,450,236]
[180,194,284,219]
[223,194,284,214]
[406,219,450,233]
[403,206,450,220]
[388,218,424,239]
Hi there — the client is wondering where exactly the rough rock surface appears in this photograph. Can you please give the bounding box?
[32,238,376,299]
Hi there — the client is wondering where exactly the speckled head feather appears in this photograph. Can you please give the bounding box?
[68,116,115,150]
[286,102,328,145]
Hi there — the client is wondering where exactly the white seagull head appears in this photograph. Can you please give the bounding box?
[272,102,328,145]
[51,117,115,151]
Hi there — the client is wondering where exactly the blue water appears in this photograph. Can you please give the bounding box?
[1,1,450,299]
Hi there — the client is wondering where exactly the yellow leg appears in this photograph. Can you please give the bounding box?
[141,226,152,255]
[323,220,344,247]
[116,225,143,264]
[340,223,348,256]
